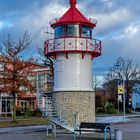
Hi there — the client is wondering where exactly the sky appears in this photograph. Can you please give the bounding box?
[0,0,140,78]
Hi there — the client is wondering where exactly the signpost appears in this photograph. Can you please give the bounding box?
[118,86,124,94]
[117,85,124,114]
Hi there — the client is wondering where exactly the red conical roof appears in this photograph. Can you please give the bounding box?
[50,0,96,28]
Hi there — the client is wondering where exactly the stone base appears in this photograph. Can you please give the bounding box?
[53,91,95,126]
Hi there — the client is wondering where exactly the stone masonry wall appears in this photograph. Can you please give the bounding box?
[53,91,95,126]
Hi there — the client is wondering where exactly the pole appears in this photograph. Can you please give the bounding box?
[36,75,40,108]
[118,94,119,114]
[115,57,125,123]
[115,129,122,140]
[123,79,125,123]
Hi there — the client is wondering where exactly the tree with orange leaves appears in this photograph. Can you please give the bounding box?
[0,32,35,121]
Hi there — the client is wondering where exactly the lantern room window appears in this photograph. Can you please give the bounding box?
[66,24,79,36]
[54,25,92,38]
[55,26,65,38]
[81,26,92,38]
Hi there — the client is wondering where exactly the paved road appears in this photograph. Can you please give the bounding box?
[0,131,140,140]
[0,132,112,140]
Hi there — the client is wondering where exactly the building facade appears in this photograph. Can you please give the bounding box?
[0,62,53,117]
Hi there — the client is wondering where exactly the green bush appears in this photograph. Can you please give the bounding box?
[23,107,32,117]
[104,102,115,114]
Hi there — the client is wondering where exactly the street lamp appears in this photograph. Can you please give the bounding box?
[115,57,125,123]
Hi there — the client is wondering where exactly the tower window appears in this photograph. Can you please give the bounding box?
[54,25,92,38]
[55,26,65,38]
[81,26,92,38]
[66,24,79,36]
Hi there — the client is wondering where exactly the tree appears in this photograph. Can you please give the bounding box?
[38,43,54,77]
[103,70,118,101]
[0,32,35,121]
[103,57,140,112]
[93,75,100,92]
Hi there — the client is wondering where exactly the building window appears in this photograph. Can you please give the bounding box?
[81,26,92,38]
[21,101,28,108]
[66,24,79,36]
[55,26,65,38]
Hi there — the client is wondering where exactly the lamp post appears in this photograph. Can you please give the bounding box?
[117,79,120,115]
[115,57,125,123]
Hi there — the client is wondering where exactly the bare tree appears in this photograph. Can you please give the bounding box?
[103,70,118,101]
[93,75,100,92]
[103,57,140,111]
[38,45,54,77]
[0,32,35,121]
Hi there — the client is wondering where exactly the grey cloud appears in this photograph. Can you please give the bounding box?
[0,0,140,76]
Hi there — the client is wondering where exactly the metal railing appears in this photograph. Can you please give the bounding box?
[49,18,59,25]
[44,37,102,56]
[49,18,97,26]
[89,18,97,25]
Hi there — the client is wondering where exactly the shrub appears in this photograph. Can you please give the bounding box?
[23,107,32,117]
[104,102,115,114]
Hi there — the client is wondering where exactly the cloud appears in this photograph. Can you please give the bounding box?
[0,21,3,29]
[0,20,13,30]
[0,0,68,57]
[13,1,68,52]
[0,0,140,76]
[124,23,140,37]
[96,21,140,75]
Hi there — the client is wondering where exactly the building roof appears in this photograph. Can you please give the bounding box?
[50,0,97,28]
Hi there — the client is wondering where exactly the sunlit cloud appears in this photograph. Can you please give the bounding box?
[124,25,139,35]
[0,20,13,30]
[0,21,3,29]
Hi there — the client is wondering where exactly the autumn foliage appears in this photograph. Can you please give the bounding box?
[0,32,36,121]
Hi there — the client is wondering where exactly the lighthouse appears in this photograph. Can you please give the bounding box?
[44,0,102,124]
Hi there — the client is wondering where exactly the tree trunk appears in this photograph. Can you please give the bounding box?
[12,92,16,122]
[125,95,129,113]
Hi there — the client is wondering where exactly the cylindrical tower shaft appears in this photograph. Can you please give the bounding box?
[54,53,93,91]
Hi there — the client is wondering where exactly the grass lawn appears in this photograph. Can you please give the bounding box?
[0,117,49,128]
[128,115,140,118]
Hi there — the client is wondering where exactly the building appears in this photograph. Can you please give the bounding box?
[0,61,53,117]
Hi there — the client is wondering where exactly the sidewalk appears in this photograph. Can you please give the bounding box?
[0,125,48,134]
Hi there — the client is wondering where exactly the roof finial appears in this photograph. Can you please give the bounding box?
[70,0,77,7]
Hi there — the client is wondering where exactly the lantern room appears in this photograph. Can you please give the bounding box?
[45,0,102,60]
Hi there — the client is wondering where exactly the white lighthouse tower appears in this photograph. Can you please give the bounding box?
[44,0,102,125]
